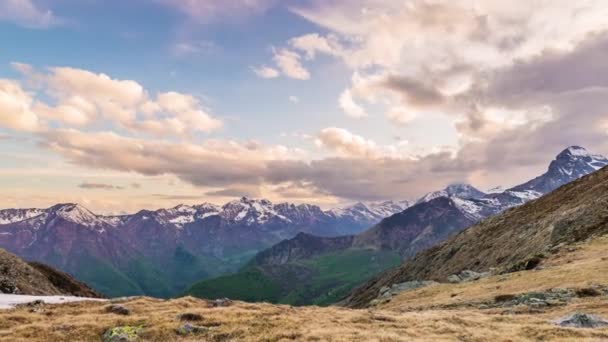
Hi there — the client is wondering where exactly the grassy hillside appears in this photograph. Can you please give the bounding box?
[185,249,401,306]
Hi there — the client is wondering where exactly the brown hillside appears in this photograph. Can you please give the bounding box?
[0,248,101,297]
[344,166,608,308]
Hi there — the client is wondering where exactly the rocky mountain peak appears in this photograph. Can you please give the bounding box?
[512,146,608,194]
[48,203,104,227]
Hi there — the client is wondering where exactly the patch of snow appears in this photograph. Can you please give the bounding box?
[0,294,106,310]
[566,146,591,157]
[452,197,484,220]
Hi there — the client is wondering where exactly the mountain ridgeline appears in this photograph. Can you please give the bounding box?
[0,197,410,297]
[344,155,608,308]
[186,146,608,305]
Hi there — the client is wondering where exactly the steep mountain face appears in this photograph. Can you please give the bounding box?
[512,146,608,193]
[352,197,476,258]
[344,163,608,308]
[0,248,101,297]
[189,146,608,306]
[251,233,355,266]
[0,198,408,298]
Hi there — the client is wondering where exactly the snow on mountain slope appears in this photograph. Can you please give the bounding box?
[328,200,411,223]
[153,204,220,228]
[0,209,46,225]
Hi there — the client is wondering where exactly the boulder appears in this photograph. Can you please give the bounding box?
[379,280,437,298]
[102,326,143,342]
[554,313,608,328]
[210,298,232,307]
[105,304,130,315]
[175,323,210,336]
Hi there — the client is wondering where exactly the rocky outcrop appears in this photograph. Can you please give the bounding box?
[554,313,608,328]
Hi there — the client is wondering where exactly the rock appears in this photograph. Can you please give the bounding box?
[448,270,491,283]
[102,326,143,342]
[554,313,608,328]
[378,280,437,300]
[178,313,203,321]
[210,298,232,307]
[0,278,18,294]
[105,304,130,315]
[175,323,210,336]
[447,275,461,283]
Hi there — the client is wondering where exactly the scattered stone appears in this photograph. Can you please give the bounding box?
[447,275,461,284]
[379,280,437,298]
[210,298,232,307]
[448,270,491,283]
[0,278,18,294]
[175,323,210,336]
[554,313,608,328]
[178,312,203,321]
[102,326,143,342]
[105,304,130,315]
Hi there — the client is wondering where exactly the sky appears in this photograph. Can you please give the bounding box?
[1,0,608,214]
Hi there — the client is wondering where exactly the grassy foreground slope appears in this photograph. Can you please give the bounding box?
[2,238,608,342]
[185,249,401,306]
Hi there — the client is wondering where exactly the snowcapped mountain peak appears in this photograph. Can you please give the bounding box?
[221,198,288,224]
[511,146,608,194]
[416,183,485,204]
[49,203,108,228]
[328,200,411,222]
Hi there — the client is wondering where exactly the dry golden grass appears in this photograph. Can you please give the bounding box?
[1,237,607,341]
[379,235,608,312]
[1,295,608,342]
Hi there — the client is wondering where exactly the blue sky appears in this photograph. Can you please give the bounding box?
[1,0,607,213]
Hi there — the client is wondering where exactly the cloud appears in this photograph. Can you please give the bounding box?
[272,48,310,80]
[289,96,299,104]
[316,127,379,158]
[157,0,279,22]
[338,89,367,118]
[381,75,445,107]
[0,79,41,132]
[251,65,280,79]
[78,182,124,190]
[0,0,58,28]
[289,33,342,59]
[37,127,470,201]
[171,40,216,57]
[386,107,417,126]
[8,63,222,136]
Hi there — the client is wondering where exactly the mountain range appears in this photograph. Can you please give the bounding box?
[0,146,605,300]
[0,195,409,297]
[343,149,608,308]
[186,146,608,305]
